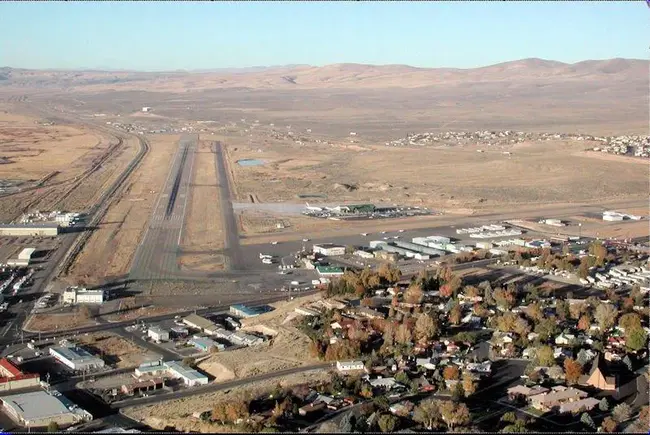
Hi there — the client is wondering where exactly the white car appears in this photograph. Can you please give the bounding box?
[361,233,368,236]
[271,241,278,245]
[302,238,310,242]
[398,229,404,233]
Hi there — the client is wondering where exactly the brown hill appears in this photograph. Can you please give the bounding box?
[0,58,646,93]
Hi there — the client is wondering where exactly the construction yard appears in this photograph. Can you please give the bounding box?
[64,134,179,285]
[178,139,225,272]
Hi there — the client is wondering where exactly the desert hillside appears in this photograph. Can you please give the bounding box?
[0,58,646,92]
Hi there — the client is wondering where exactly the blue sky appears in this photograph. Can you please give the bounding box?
[1,1,647,70]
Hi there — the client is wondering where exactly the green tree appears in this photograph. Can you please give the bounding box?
[594,303,618,331]
[598,397,609,412]
[413,399,441,430]
[378,414,399,433]
[414,313,439,342]
[580,412,595,429]
[612,403,632,423]
[47,422,59,433]
[535,345,555,367]
[626,327,648,351]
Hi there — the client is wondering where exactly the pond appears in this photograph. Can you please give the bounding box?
[237,159,265,167]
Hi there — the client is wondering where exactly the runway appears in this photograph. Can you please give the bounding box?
[214,141,244,270]
[129,135,197,280]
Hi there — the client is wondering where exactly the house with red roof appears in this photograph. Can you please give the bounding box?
[0,358,40,392]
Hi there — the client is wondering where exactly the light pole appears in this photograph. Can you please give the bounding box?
[578,223,582,239]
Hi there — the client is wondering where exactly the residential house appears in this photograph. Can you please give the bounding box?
[336,360,365,373]
[465,361,492,376]
[368,377,398,390]
[555,333,577,346]
[529,386,589,411]
[558,397,600,414]
[507,385,549,402]
[415,358,436,371]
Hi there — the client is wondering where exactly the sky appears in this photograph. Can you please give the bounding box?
[1,1,647,71]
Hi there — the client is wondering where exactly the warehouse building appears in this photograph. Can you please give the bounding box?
[182,313,216,332]
[50,345,105,371]
[313,243,346,256]
[393,240,445,257]
[0,358,40,392]
[0,224,59,237]
[62,287,106,305]
[374,250,398,262]
[1,390,92,428]
[316,265,344,277]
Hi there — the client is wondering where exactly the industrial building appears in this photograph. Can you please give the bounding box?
[315,265,344,277]
[163,361,209,387]
[62,287,106,305]
[134,360,208,387]
[50,345,105,371]
[182,313,216,332]
[1,390,92,428]
[541,219,566,227]
[603,210,642,221]
[147,327,169,342]
[313,243,346,256]
[0,358,40,392]
[188,336,223,352]
[18,248,36,263]
[374,250,398,262]
[0,223,59,237]
[229,304,268,318]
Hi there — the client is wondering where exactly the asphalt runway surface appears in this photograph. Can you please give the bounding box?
[214,141,244,271]
[129,135,197,280]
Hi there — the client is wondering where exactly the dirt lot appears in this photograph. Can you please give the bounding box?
[197,294,322,380]
[227,134,648,215]
[65,134,179,285]
[77,332,157,368]
[179,140,225,271]
[124,370,330,433]
[24,308,97,332]
[102,304,184,322]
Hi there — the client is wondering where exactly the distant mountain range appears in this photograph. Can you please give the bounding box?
[0,58,646,92]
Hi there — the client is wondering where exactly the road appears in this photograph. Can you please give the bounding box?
[214,141,244,271]
[112,362,331,409]
[129,136,197,280]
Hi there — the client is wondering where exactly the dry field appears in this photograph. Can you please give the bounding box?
[24,308,97,332]
[0,109,104,181]
[64,134,179,285]
[77,332,157,368]
[197,294,322,380]
[178,140,225,272]
[227,134,647,220]
[102,305,184,322]
[125,370,330,433]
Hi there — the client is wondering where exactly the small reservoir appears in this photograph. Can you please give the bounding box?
[237,159,265,167]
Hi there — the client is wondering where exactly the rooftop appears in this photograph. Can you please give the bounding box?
[316,265,344,273]
[1,390,82,422]
[183,313,216,330]
[51,346,101,363]
[164,361,207,382]
[0,223,59,229]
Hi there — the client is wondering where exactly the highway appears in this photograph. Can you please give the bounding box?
[214,141,244,271]
[112,362,331,409]
[129,135,197,280]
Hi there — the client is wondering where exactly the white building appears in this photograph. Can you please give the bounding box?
[50,346,105,371]
[163,361,208,387]
[17,248,36,262]
[313,243,346,256]
[336,360,365,373]
[543,219,565,227]
[62,287,106,305]
[147,327,169,342]
[1,390,92,428]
